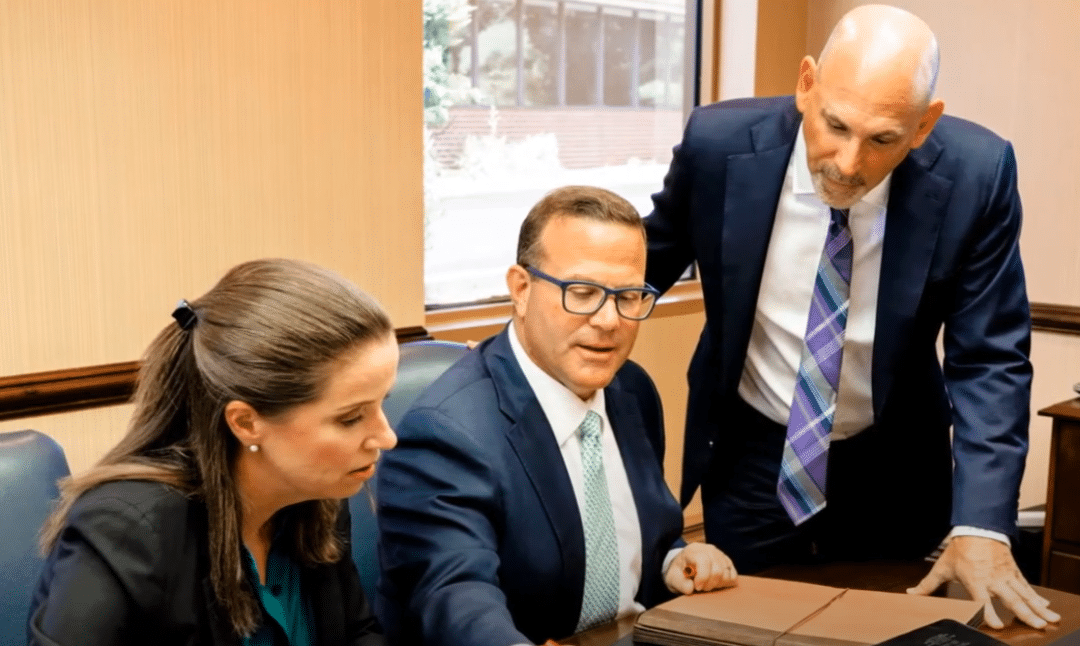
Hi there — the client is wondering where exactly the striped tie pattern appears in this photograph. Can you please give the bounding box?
[576,410,620,632]
[778,207,853,525]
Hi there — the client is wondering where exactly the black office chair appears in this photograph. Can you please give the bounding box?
[349,339,470,601]
[0,430,70,646]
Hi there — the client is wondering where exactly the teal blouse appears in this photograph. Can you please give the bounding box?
[241,542,314,646]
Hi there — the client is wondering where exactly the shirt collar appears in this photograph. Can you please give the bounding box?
[792,123,891,211]
[507,321,606,447]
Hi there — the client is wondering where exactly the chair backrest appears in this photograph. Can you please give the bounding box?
[0,430,70,646]
[349,339,469,602]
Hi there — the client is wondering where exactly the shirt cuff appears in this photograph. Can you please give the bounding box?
[947,525,1011,546]
[662,547,683,575]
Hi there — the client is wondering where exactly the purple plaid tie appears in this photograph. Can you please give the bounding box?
[778,207,853,525]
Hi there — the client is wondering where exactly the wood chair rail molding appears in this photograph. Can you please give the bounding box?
[2,301,1078,424]
[0,326,431,422]
[1032,302,1080,335]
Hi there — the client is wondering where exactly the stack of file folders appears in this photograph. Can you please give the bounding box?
[634,575,984,646]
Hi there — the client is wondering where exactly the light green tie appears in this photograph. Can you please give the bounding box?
[576,410,620,632]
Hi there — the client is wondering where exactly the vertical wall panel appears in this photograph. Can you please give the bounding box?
[0,0,423,376]
[754,0,807,98]
[0,1,423,470]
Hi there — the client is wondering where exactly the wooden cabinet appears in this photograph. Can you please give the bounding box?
[1039,398,1080,593]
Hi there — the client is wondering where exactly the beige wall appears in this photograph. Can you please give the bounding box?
[0,0,423,469]
[755,0,808,98]
[801,0,1080,509]
[0,0,424,378]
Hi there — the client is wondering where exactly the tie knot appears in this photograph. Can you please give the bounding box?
[578,410,602,441]
[830,207,850,231]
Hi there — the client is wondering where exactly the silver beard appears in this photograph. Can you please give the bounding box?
[811,166,867,209]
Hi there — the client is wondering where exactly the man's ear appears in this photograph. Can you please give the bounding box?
[224,400,263,448]
[911,99,944,148]
[794,55,817,113]
[506,264,531,319]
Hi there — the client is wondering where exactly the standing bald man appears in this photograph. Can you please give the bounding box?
[645,4,1059,629]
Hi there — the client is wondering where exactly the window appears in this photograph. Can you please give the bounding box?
[423,0,691,306]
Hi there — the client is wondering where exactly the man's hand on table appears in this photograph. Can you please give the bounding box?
[664,542,738,595]
[907,535,1060,630]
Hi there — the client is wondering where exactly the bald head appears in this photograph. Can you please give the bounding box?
[793,5,945,209]
[818,4,939,108]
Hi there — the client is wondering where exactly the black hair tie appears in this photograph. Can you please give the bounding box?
[172,299,198,330]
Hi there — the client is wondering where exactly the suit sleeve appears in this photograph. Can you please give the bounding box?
[376,407,531,646]
[941,142,1031,537]
[645,110,701,294]
[29,496,170,646]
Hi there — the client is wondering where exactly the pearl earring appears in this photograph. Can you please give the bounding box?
[249,444,259,453]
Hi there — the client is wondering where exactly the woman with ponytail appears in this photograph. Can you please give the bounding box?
[28,258,397,646]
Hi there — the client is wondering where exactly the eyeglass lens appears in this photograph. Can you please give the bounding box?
[563,283,655,319]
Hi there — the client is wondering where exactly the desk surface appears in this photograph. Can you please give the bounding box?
[563,561,1080,646]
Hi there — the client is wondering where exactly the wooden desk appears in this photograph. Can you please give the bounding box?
[1039,398,1080,594]
[760,561,1080,646]
[564,560,1080,646]
[562,614,638,646]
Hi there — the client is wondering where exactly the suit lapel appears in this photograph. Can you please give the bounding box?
[305,564,342,645]
[720,104,802,392]
[873,137,951,418]
[482,331,586,574]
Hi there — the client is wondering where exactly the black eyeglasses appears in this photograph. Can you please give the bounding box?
[524,265,660,321]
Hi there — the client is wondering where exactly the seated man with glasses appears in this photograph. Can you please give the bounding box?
[375,185,737,646]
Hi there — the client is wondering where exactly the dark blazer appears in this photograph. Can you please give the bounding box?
[645,96,1031,540]
[28,480,384,646]
[375,328,685,646]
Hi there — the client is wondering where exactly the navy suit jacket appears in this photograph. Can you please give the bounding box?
[375,328,684,646]
[645,96,1031,539]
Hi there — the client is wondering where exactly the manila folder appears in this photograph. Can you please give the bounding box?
[633,575,983,646]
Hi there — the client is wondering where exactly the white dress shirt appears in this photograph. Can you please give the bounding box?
[509,321,678,625]
[738,123,887,439]
[735,125,1008,546]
